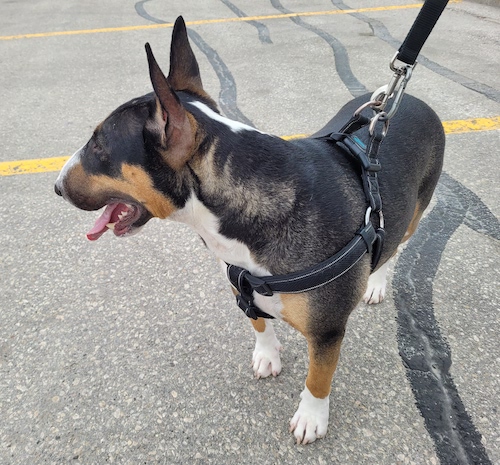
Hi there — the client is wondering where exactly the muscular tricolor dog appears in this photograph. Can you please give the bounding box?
[55,17,445,444]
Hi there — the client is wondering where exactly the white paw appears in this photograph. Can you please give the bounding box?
[251,320,282,379]
[363,261,389,304]
[290,387,329,445]
[252,341,282,379]
[363,281,386,304]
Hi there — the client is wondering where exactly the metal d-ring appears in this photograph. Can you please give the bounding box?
[365,207,373,226]
[354,99,379,117]
[369,112,389,136]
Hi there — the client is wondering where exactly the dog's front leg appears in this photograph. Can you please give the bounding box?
[250,318,282,379]
[290,334,343,444]
[281,294,343,444]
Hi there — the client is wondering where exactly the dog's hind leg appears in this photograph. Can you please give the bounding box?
[364,201,426,304]
[250,318,282,379]
[363,259,391,304]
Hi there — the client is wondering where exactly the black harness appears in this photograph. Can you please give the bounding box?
[227,110,387,320]
[226,0,450,320]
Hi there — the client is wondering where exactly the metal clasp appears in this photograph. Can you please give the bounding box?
[370,52,416,120]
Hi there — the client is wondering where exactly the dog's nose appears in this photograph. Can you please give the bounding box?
[54,183,63,197]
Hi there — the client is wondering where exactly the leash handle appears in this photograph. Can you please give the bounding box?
[397,0,450,66]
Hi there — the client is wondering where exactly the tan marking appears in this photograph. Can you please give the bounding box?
[66,163,176,218]
[281,292,343,398]
[190,139,219,189]
[281,293,310,336]
[305,338,343,399]
[250,317,267,333]
[402,201,423,243]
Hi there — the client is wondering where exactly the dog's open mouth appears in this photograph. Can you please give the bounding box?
[86,202,147,241]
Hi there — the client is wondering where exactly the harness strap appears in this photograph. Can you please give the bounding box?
[227,222,377,319]
[337,113,371,135]
[363,126,385,213]
[325,119,385,214]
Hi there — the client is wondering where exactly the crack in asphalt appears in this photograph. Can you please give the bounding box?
[220,0,273,44]
[394,172,496,465]
[330,0,500,103]
[270,0,368,97]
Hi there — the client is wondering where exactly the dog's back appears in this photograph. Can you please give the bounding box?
[306,93,445,267]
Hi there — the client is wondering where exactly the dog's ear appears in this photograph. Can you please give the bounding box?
[167,16,204,94]
[145,43,194,170]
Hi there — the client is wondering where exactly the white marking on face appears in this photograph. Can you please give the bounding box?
[187,101,266,135]
[55,145,84,190]
[171,193,283,319]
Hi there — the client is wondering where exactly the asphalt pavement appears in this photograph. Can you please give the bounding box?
[0,0,499,464]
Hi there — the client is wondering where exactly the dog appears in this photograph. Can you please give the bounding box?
[55,16,445,444]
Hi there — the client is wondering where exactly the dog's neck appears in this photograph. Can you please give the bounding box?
[168,99,293,273]
[170,192,264,273]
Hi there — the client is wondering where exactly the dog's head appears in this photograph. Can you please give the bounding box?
[55,16,216,240]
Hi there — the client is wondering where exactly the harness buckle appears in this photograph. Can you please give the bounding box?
[236,294,259,320]
[244,274,274,297]
[361,208,385,270]
[356,220,376,254]
[340,136,381,172]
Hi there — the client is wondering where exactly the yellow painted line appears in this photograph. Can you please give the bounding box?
[0,0,464,41]
[0,3,432,41]
[0,156,70,176]
[282,134,308,140]
[442,116,500,134]
[0,115,497,177]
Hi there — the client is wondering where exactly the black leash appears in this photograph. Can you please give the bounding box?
[397,0,450,67]
[371,0,450,118]
[227,0,450,320]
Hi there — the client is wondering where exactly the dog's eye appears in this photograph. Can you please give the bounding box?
[91,139,108,162]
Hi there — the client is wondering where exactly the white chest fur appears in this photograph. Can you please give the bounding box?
[170,194,283,319]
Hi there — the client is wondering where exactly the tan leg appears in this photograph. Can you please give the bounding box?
[250,317,266,333]
[402,201,424,243]
[289,333,344,444]
[282,294,344,444]
[305,337,343,399]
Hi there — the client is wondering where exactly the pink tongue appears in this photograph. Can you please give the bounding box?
[86,203,127,241]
